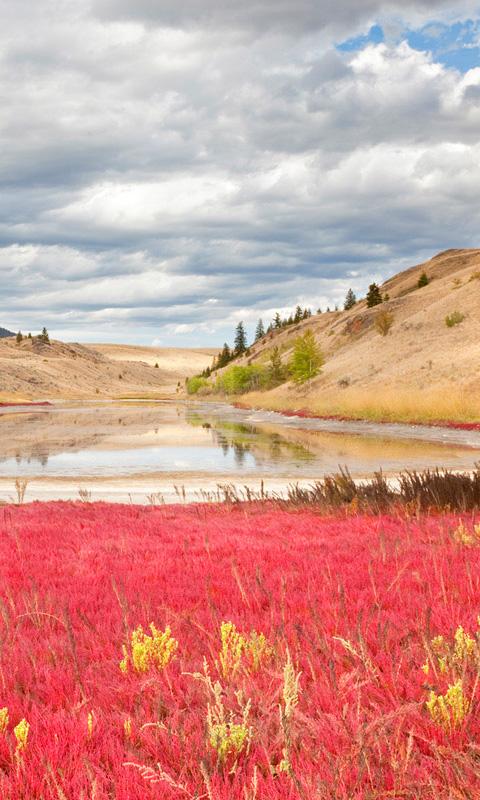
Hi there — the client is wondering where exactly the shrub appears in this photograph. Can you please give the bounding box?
[186,376,211,395]
[417,272,429,288]
[289,330,324,384]
[445,311,465,328]
[374,309,394,336]
[215,365,267,395]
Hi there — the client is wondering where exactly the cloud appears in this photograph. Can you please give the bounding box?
[94,0,478,36]
[0,0,479,345]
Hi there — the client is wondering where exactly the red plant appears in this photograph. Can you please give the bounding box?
[0,501,479,798]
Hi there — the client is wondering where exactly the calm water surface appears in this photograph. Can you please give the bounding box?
[0,400,479,479]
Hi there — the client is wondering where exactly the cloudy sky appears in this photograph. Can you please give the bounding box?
[1,0,479,346]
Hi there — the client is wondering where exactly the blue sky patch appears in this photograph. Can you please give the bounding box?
[337,18,480,74]
[337,25,385,52]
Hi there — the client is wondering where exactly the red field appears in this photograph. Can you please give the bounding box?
[1,501,480,798]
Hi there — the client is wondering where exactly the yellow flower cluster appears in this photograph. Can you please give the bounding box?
[426,681,469,730]
[218,621,272,679]
[209,721,250,762]
[424,625,478,677]
[0,708,9,735]
[120,624,178,674]
[453,522,480,546]
[13,718,30,753]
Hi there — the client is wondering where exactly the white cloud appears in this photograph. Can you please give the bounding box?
[0,0,479,345]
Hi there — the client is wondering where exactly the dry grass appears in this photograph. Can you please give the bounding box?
[244,385,480,424]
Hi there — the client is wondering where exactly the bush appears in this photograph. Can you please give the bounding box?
[374,310,394,336]
[215,365,268,395]
[186,376,211,395]
[445,311,465,328]
[417,272,429,288]
[289,330,324,384]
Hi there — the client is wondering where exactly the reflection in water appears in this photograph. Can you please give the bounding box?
[0,400,479,479]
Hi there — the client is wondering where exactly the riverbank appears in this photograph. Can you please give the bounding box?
[228,385,480,428]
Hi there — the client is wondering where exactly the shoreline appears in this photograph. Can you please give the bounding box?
[231,400,480,432]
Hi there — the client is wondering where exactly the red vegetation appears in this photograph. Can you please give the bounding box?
[0,501,480,798]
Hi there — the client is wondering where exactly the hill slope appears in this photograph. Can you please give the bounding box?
[207,249,480,423]
[0,326,14,338]
[0,338,216,401]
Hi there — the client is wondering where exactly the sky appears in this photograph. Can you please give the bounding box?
[1,0,480,347]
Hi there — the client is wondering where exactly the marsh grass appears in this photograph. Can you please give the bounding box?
[195,466,480,513]
[244,386,480,425]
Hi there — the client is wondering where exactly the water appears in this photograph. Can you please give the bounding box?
[0,400,479,480]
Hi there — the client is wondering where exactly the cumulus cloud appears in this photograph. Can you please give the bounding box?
[0,0,479,344]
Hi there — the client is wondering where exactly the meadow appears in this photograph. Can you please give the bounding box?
[1,499,480,798]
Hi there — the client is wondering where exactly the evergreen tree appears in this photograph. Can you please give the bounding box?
[344,289,357,311]
[273,312,282,330]
[294,305,303,324]
[16,331,23,344]
[216,343,232,369]
[289,330,324,384]
[40,327,50,343]
[366,283,383,308]
[255,318,265,341]
[417,272,429,288]
[234,321,247,355]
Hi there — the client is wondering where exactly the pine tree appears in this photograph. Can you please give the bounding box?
[41,327,50,343]
[16,331,23,344]
[216,343,232,369]
[344,289,357,310]
[273,312,282,330]
[234,321,247,355]
[294,305,302,324]
[255,318,265,341]
[289,330,324,384]
[366,283,383,308]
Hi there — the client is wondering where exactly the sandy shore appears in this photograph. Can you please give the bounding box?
[0,472,323,505]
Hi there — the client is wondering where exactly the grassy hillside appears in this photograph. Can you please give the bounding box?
[0,337,217,401]
[190,249,480,424]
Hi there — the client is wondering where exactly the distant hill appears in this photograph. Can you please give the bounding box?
[198,248,480,423]
[0,338,217,401]
[0,327,14,338]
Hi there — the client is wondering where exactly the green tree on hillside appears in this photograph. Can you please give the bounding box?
[16,331,23,344]
[344,289,357,310]
[233,322,247,356]
[366,283,383,308]
[255,319,265,341]
[217,343,233,368]
[269,346,286,385]
[273,312,282,330]
[289,330,324,384]
[40,327,50,343]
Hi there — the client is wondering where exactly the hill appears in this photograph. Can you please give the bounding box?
[0,338,216,401]
[0,326,14,338]
[191,249,480,423]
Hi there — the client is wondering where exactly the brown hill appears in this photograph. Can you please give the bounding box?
[0,338,217,401]
[208,249,480,423]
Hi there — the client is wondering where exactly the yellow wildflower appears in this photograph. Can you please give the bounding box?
[120,624,177,674]
[0,708,9,734]
[426,681,469,731]
[14,719,29,753]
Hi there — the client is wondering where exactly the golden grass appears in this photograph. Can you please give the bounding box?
[242,386,480,425]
